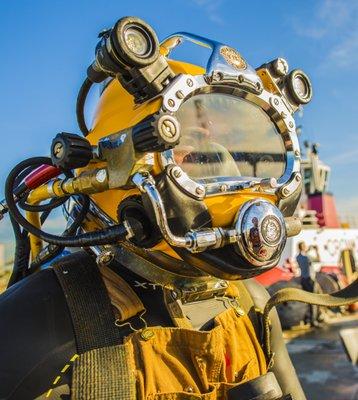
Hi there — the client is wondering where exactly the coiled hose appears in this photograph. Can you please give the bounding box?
[5,157,137,248]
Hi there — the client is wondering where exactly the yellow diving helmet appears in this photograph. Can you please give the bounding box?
[65,16,312,281]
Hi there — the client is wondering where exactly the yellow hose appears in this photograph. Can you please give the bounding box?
[26,210,43,260]
[25,183,58,260]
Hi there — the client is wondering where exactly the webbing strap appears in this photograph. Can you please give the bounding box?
[72,345,136,400]
[263,278,358,359]
[100,265,145,322]
[52,251,121,354]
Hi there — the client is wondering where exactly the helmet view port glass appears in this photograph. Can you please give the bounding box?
[173,93,286,181]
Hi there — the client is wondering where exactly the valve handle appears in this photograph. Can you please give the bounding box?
[132,113,180,152]
[51,132,93,170]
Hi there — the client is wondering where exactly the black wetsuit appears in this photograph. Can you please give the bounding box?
[0,259,306,400]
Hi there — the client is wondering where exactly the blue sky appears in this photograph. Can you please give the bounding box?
[0,0,357,253]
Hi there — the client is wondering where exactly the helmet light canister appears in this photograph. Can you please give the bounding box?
[87,17,174,103]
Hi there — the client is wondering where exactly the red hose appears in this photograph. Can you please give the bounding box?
[24,165,61,189]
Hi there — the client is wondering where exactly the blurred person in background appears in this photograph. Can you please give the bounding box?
[296,241,321,327]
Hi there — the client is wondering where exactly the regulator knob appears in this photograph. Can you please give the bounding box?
[51,132,93,170]
[132,113,180,152]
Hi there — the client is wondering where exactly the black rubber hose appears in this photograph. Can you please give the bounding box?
[14,166,34,187]
[5,160,51,288]
[7,158,51,288]
[7,234,30,287]
[40,207,54,225]
[9,212,52,285]
[19,196,69,212]
[6,216,30,288]
[9,157,53,180]
[63,195,90,235]
[9,214,22,240]
[40,197,72,225]
[76,78,93,136]
[30,195,90,270]
[5,158,137,247]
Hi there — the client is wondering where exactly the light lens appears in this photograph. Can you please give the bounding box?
[293,75,308,98]
[124,26,152,57]
[287,69,312,104]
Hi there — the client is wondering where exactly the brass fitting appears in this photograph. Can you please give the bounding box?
[24,168,109,261]
[60,168,109,195]
[27,168,110,205]
[285,216,302,237]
